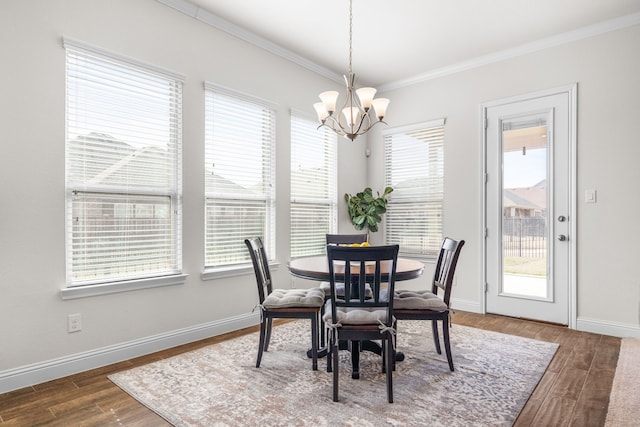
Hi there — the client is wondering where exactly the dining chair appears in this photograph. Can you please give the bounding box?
[324,244,399,403]
[319,233,370,347]
[245,237,325,370]
[393,237,465,371]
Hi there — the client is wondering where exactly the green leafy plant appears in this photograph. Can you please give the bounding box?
[344,187,394,234]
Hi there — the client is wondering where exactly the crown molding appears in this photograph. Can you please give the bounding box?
[378,11,640,92]
[157,1,640,92]
[156,0,343,85]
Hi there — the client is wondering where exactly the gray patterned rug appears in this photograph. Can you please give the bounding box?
[109,320,558,426]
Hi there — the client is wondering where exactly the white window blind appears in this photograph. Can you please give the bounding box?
[290,112,337,258]
[65,39,183,286]
[204,84,276,268]
[384,120,445,256]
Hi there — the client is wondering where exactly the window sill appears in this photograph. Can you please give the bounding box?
[201,261,280,281]
[60,274,188,300]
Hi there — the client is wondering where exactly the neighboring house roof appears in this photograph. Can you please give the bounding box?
[504,180,547,210]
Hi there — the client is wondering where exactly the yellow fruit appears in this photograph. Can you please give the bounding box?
[361,242,370,247]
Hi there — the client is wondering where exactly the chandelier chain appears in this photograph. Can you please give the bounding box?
[348,0,353,75]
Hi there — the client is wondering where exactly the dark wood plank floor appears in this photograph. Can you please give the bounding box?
[0,311,620,426]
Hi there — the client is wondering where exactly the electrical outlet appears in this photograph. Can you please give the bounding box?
[68,313,82,333]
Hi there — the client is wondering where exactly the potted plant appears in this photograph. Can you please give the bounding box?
[344,187,393,239]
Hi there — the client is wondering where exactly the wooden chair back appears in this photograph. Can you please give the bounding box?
[244,237,272,304]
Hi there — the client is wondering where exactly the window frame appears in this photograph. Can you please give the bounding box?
[61,38,186,299]
[201,82,277,278]
[290,110,338,259]
[383,119,446,258]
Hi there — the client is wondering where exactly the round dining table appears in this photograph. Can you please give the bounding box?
[288,255,425,377]
[288,255,425,282]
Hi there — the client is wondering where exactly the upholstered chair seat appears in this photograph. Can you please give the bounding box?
[323,300,390,324]
[393,290,448,311]
[263,288,325,308]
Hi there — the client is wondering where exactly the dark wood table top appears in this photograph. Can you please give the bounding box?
[288,255,425,282]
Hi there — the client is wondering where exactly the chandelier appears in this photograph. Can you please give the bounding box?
[313,0,389,141]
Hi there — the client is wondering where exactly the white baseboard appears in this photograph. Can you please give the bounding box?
[4,310,634,395]
[577,317,640,338]
[451,300,640,339]
[451,298,483,314]
[0,312,259,394]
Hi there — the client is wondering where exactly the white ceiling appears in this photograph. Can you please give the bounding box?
[166,0,640,88]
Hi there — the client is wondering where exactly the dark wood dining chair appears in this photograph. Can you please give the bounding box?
[324,244,399,403]
[394,237,465,371]
[245,237,325,370]
[319,233,370,346]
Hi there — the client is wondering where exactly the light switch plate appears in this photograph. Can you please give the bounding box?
[585,189,597,203]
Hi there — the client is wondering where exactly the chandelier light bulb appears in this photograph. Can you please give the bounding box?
[313,102,329,122]
[319,91,339,114]
[355,87,377,111]
[371,98,390,121]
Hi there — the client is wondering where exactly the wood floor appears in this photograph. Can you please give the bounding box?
[0,311,620,426]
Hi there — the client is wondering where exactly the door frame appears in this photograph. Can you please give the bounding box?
[480,84,577,329]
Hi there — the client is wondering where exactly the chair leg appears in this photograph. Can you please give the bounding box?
[256,318,267,368]
[350,340,360,379]
[392,319,398,372]
[385,335,394,403]
[382,339,386,373]
[443,317,454,371]
[311,315,318,371]
[332,337,340,402]
[431,319,442,354]
[320,302,326,347]
[264,317,273,351]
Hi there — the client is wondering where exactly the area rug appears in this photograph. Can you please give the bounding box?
[109,320,558,426]
[605,337,640,426]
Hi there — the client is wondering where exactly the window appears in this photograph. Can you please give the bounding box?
[290,111,337,258]
[204,84,276,269]
[64,39,183,288]
[384,119,445,256]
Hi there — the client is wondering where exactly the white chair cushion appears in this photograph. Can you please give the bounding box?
[322,300,389,325]
[263,288,324,308]
[320,281,373,298]
[393,290,448,311]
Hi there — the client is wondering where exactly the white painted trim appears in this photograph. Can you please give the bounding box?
[577,317,640,338]
[201,261,280,281]
[156,2,640,91]
[451,298,483,314]
[60,274,189,300]
[0,312,258,394]
[156,0,343,85]
[62,36,185,82]
[155,2,640,91]
[379,12,640,92]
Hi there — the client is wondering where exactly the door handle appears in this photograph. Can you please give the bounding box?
[557,234,567,241]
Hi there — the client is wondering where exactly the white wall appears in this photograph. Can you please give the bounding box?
[368,23,640,334]
[0,0,369,391]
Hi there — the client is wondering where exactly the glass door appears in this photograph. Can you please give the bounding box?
[484,88,574,325]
